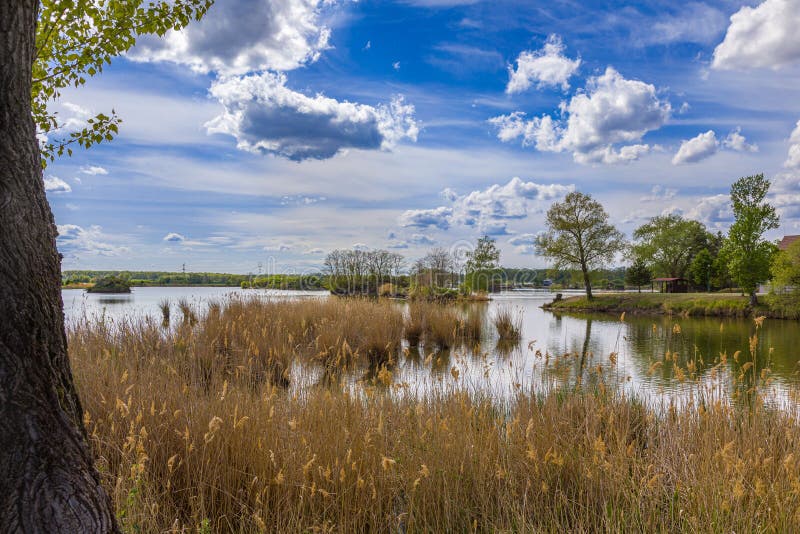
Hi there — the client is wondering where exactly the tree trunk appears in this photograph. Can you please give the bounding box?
[581,264,593,300]
[0,2,118,531]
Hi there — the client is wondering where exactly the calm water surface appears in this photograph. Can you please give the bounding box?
[62,287,800,405]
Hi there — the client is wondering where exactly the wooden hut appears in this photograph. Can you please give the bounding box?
[652,277,689,293]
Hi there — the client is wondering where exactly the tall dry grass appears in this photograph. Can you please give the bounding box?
[493,306,522,342]
[67,298,800,532]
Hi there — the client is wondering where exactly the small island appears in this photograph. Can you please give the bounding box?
[86,275,132,294]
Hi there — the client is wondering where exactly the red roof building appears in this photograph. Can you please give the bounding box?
[779,235,800,251]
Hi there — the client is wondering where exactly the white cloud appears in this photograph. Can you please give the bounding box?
[712,0,800,70]
[492,67,671,165]
[772,172,800,221]
[304,248,325,255]
[507,233,542,254]
[206,72,418,161]
[59,102,91,131]
[57,224,128,257]
[392,61,401,70]
[506,34,581,93]
[643,3,727,46]
[352,243,370,251]
[163,232,186,242]
[672,130,719,165]
[687,194,733,227]
[785,120,800,168]
[129,0,335,75]
[280,195,326,205]
[672,128,758,165]
[640,185,677,202]
[80,165,108,175]
[399,206,453,230]
[264,243,292,252]
[409,234,436,245]
[723,127,758,152]
[44,176,72,194]
[399,177,573,231]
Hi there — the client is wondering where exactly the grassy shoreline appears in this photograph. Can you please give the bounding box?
[543,292,800,319]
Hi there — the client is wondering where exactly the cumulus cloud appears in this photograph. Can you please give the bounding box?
[44,176,72,194]
[399,177,573,232]
[129,0,335,75]
[672,130,719,165]
[492,67,671,165]
[687,194,733,227]
[712,0,800,70]
[673,128,758,164]
[785,120,800,168]
[80,165,108,175]
[352,243,370,251]
[206,72,418,161]
[723,127,758,153]
[399,206,453,230]
[772,172,800,220]
[506,35,580,93]
[57,224,128,257]
[163,232,186,242]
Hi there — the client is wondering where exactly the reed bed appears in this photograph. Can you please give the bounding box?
[494,306,522,342]
[402,301,486,350]
[67,298,800,533]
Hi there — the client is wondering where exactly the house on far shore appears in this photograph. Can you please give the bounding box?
[779,235,800,251]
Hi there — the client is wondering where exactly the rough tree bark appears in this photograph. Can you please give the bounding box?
[0,1,119,531]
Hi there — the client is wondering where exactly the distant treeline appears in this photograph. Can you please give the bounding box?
[63,270,324,289]
[62,268,626,291]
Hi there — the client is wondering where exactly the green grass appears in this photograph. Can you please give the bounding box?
[544,292,764,318]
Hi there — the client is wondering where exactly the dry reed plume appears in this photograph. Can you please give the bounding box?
[67,298,800,533]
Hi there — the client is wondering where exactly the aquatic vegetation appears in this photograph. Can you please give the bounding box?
[158,298,170,328]
[66,298,800,533]
[493,306,522,341]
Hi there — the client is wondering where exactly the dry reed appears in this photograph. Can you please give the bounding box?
[67,299,800,533]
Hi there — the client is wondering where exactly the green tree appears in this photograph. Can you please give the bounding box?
[625,258,652,292]
[631,214,710,278]
[689,248,715,291]
[464,236,501,292]
[34,0,212,165]
[722,174,779,305]
[536,192,626,300]
[771,239,800,291]
[0,1,210,531]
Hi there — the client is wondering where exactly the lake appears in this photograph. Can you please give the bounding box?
[62,287,799,406]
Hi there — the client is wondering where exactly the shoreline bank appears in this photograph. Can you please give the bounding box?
[542,292,799,319]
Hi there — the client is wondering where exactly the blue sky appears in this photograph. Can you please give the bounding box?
[45,0,800,274]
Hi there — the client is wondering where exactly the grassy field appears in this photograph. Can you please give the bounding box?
[542,292,800,318]
[69,296,800,532]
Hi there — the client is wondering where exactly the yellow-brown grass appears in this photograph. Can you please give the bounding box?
[493,306,522,342]
[68,298,800,533]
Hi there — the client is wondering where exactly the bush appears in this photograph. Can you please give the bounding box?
[86,275,131,293]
